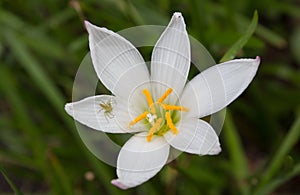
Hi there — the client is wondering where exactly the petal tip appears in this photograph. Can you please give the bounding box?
[84,20,91,30]
[251,56,261,68]
[64,103,73,115]
[173,12,182,18]
[169,12,186,30]
[111,179,129,190]
[208,142,222,155]
[172,12,184,24]
[255,56,261,63]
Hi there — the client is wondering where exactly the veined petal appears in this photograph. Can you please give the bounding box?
[65,95,139,133]
[207,141,222,155]
[151,12,191,101]
[164,118,221,155]
[180,57,260,118]
[85,21,150,99]
[112,133,169,189]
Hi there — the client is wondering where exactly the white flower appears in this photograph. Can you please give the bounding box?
[65,12,260,189]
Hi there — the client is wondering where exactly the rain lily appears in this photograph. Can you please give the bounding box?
[65,12,260,189]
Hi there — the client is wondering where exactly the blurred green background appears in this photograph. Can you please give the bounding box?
[1,0,300,194]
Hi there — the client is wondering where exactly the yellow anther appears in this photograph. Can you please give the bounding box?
[147,118,163,142]
[129,111,149,127]
[165,111,178,134]
[161,104,189,112]
[143,89,156,114]
[157,88,173,103]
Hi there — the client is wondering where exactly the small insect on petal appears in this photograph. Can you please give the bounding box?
[99,98,115,121]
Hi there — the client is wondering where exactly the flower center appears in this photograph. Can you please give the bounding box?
[128,88,189,142]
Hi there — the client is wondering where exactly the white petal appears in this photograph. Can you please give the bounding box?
[112,133,169,189]
[164,118,221,155]
[65,95,138,133]
[113,97,148,133]
[151,12,190,101]
[207,141,222,155]
[85,21,150,99]
[180,57,260,118]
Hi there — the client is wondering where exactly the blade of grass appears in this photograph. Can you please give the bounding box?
[37,8,76,30]
[0,9,24,30]
[254,108,300,192]
[235,13,286,49]
[254,163,300,195]
[223,111,249,195]
[0,164,23,195]
[2,29,65,115]
[0,66,45,167]
[219,11,259,195]
[0,66,68,194]
[0,151,37,170]
[126,1,145,25]
[48,152,74,195]
[223,111,249,177]
[2,27,124,195]
[220,10,258,62]
[255,23,287,49]
[0,9,69,61]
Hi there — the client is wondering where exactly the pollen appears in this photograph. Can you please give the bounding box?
[129,111,149,127]
[129,87,188,141]
[147,118,163,142]
[160,104,189,112]
[157,88,173,103]
[143,89,156,114]
[165,111,178,134]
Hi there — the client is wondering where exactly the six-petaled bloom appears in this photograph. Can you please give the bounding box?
[65,12,260,189]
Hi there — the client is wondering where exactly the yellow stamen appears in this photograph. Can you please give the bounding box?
[165,111,178,134]
[129,111,149,127]
[147,118,163,142]
[161,104,189,112]
[157,88,173,103]
[143,89,156,114]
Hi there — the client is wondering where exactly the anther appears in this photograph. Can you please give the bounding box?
[161,104,189,112]
[143,89,156,114]
[157,88,173,103]
[165,111,178,134]
[129,111,149,127]
[147,118,163,142]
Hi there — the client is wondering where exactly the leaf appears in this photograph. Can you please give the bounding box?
[0,164,23,195]
[254,163,300,195]
[254,108,300,192]
[223,111,250,194]
[235,13,286,49]
[2,29,121,195]
[220,10,258,62]
[291,27,300,65]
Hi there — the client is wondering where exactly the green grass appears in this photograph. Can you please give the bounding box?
[0,0,300,194]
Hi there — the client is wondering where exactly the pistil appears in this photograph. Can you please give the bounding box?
[129,87,189,141]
